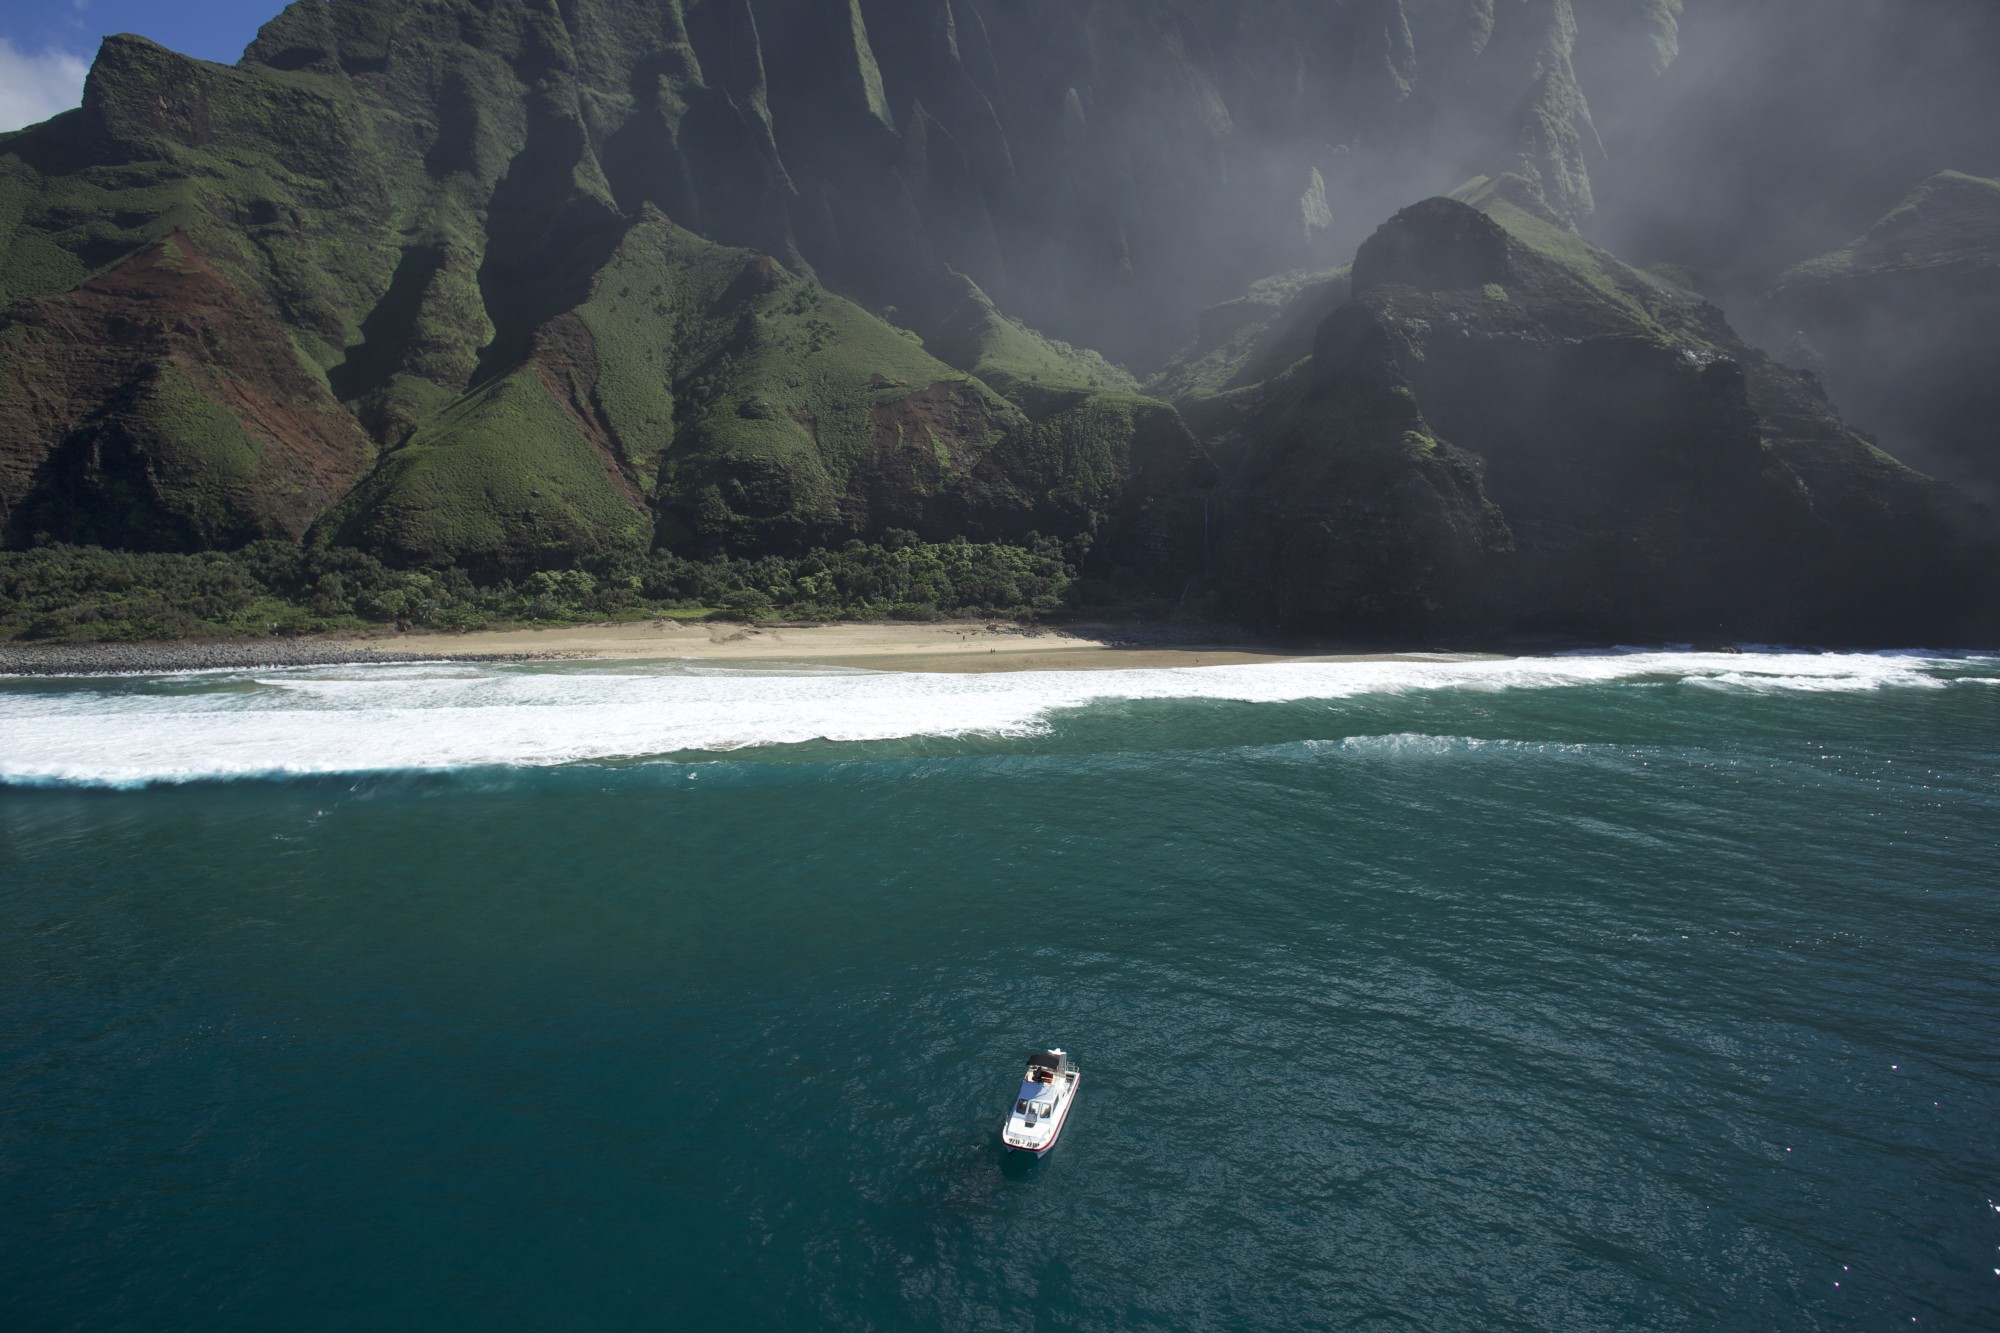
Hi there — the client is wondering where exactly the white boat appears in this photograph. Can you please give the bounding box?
[1000,1048,1080,1156]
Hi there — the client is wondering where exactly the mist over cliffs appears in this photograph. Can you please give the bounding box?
[0,0,1994,641]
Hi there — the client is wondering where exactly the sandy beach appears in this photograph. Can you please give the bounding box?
[332,620,1473,673]
[0,620,1490,676]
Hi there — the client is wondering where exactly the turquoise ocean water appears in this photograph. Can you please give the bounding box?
[2,652,1998,1329]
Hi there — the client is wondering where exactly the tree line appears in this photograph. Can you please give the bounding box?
[0,533,1077,641]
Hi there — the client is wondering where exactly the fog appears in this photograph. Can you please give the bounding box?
[1588,0,2000,321]
[732,0,2000,490]
[64,0,1994,485]
[739,1,1993,367]
[1583,0,2000,497]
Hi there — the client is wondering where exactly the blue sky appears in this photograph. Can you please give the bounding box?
[1,0,286,132]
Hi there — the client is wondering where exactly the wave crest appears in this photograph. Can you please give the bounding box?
[1,651,1989,785]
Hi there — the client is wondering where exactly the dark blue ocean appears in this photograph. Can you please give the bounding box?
[3,652,1997,1329]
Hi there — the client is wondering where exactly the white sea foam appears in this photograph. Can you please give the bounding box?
[0,651,1989,785]
[1319,732,1602,759]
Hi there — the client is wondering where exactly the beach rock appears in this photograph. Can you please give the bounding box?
[0,639,532,677]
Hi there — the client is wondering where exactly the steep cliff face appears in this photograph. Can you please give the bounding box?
[0,12,1201,575]
[1198,190,1986,641]
[0,234,375,550]
[1773,172,2000,503]
[0,0,1990,639]
[2,0,1695,360]
[0,0,1683,577]
[742,0,1638,360]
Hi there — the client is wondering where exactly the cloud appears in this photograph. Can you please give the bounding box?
[0,40,90,134]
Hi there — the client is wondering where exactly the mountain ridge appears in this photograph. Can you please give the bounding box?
[1773,170,2000,505]
[0,0,1994,642]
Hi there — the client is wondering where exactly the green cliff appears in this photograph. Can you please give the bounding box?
[0,10,1200,579]
[0,0,1992,643]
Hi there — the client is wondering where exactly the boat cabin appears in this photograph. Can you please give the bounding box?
[1015,1049,1070,1118]
[1025,1049,1069,1082]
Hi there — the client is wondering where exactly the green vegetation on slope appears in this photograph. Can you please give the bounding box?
[1146,266,1353,407]
[0,36,408,356]
[1779,171,2000,286]
[0,5,1202,587]
[328,357,651,571]
[914,274,1139,414]
[1449,173,1727,350]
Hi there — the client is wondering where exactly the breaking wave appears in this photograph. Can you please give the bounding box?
[1,651,1991,786]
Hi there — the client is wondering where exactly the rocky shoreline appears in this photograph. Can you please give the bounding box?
[0,640,536,677]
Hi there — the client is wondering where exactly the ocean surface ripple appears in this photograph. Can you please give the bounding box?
[2,653,1997,1329]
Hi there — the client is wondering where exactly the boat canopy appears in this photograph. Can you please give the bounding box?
[1027,1050,1068,1074]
